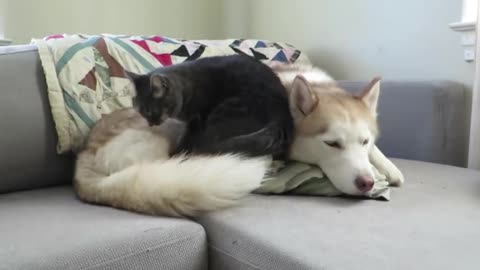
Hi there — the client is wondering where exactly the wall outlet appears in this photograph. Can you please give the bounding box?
[464,47,475,62]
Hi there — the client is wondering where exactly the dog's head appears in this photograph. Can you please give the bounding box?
[288,75,381,195]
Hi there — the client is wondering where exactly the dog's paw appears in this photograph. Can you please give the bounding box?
[386,166,405,187]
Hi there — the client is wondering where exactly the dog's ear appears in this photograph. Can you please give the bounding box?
[150,74,170,98]
[289,75,317,120]
[360,77,381,116]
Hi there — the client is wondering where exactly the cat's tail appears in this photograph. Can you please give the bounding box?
[75,154,268,217]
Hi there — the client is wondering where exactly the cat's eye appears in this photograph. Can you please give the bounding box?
[362,139,369,145]
[161,80,169,90]
[324,141,342,149]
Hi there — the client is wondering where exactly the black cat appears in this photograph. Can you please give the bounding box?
[127,55,293,159]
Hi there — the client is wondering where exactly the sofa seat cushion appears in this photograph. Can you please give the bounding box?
[198,159,480,270]
[0,187,207,270]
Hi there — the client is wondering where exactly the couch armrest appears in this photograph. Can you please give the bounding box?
[338,80,468,167]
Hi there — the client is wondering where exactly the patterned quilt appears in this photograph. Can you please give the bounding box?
[33,34,311,153]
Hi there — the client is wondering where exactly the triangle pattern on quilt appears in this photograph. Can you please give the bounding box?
[186,45,206,61]
[148,36,163,43]
[131,39,173,66]
[282,47,295,61]
[230,39,244,47]
[184,42,202,56]
[230,46,252,57]
[250,48,268,60]
[290,50,302,63]
[272,50,288,62]
[171,45,190,57]
[255,41,267,48]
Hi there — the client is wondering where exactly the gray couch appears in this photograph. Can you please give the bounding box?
[0,45,478,270]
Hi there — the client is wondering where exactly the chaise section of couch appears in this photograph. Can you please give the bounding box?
[198,160,480,270]
[1,187,207,270]
[0,45,478,270]
[0,45,207,270]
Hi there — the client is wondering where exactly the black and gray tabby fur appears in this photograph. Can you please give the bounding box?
[127,55,293,159]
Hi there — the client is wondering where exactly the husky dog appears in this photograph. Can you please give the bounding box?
[74,108,269,217]
[127,55,294,159]
[270,62,405,195]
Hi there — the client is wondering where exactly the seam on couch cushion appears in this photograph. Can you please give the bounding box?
[80,232,204,270]
[0,45,38,55]
[210,245,262,270]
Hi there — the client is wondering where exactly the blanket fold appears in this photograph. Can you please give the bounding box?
[255,162,390,200]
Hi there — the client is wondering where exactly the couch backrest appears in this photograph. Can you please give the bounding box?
[0,46,73,194]
[0,45,468,194]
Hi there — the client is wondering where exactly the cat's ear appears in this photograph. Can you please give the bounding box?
[150,74,170,98]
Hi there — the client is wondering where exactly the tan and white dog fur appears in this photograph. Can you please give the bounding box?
[74,108,269,217]
[270,62,404,195]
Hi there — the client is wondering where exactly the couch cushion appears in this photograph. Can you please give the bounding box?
[0,45,73,194]
[198,159,480,270]
[0,186,207,270]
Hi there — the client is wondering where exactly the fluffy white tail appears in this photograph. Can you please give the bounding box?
[75,154,268,217]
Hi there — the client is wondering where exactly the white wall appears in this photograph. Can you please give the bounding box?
[221,0,249,38]
[0,0,5,38]
[242,0,474,87]
[3,0,224,44]
[2,0,472,84]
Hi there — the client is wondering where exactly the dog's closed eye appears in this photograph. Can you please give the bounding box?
[361,139,369,145]
[324,141,343,149]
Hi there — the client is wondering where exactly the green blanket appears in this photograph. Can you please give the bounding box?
[255,162,390,200]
